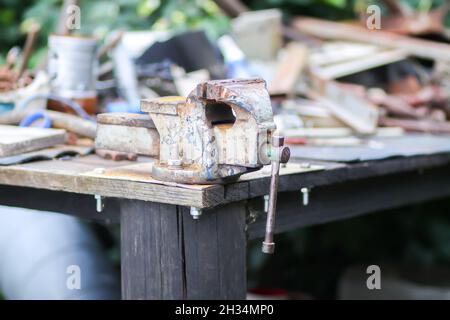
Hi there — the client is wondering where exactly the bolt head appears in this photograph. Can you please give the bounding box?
[262,242,275,254]
[190,207,202,219]
[280,146,290,164]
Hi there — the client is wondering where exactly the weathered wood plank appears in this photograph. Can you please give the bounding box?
[0,125,66,157]
[0,156,224,208]
[0,185,119,223]
[0,153,450,208]
[182,202,247,299]
[97,113,155,129]
[247,164,450,239]
[120,200,185,299]
[293,16,450,62]
[120,200,247,300]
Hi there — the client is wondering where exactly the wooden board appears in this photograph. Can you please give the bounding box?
[97,112,155,129]
[294,17,450,62]
[120,200,247,299]
[310,48,407,80]
[309,79,379,134]
[0,150,449,208]
[95,113,159,156]
[0,125,66,157]
[269,42,308,95]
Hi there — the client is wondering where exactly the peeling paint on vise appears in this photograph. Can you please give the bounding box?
[141,78,277,184]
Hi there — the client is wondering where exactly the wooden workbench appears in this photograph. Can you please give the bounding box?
[1,149,450,299]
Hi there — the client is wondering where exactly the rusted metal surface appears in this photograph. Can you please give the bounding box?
[141,78,278,184]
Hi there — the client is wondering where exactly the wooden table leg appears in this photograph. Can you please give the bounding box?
[120,199,247,300]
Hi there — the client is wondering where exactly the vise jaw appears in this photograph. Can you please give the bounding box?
[141,78,277,184]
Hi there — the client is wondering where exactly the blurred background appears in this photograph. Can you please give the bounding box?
[1,0,450,300]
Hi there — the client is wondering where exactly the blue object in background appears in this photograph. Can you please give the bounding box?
[106,100,141,113]
[0,103,14,114]
[217,35,254,79]
[19,111,52,128]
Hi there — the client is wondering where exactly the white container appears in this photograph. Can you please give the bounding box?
[48,35,98,99]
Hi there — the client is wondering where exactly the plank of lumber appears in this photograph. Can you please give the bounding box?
[0,156,223,208]
[0,125,66,157]
[97,112,155,129]
[95,113,159,156]
[120,199,247,299]
[311,49,407,79]
[283,127,404,139]
[0,151,449,209]
[0,110,96,138]
[379,117,450,134]
[308,79,379,134]
[269,42,308,95]
[293,17,450,62]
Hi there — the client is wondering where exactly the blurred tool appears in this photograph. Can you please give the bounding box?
[16,23,40,80]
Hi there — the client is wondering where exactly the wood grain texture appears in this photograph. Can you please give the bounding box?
[0,155,223,208]
[97,113,155,129]
[0,153,450,208]
[95,124,159,156]
[120,200,247,300]
[0,125,66,157]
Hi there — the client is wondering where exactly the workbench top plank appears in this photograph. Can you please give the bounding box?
[0,152,450,208]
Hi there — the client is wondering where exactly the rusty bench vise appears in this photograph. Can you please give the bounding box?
[141,78,290,253]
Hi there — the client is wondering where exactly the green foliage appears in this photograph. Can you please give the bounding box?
[0,0,34,54]
[0,0,230,63]
[1,0,448,63]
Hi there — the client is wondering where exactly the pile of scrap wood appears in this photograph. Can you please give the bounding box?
[292,13,450,137]
[214,0,450,146]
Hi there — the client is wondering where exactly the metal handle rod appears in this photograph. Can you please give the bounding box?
[261,135,290,254]
[262,157,281,254]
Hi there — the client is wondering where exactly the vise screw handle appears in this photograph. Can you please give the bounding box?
[262,135,290,254]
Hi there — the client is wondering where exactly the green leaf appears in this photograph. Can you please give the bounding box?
[324,0,347,8]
